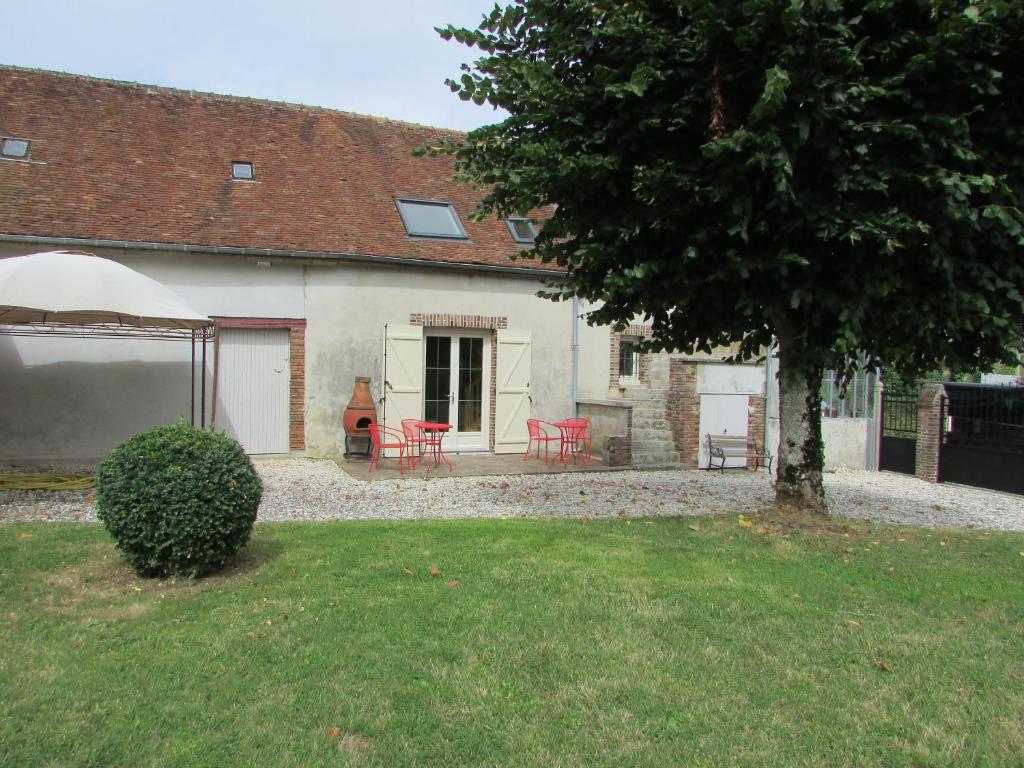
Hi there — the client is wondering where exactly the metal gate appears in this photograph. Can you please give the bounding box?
[879,392,917,474]
[940,384,1024,495]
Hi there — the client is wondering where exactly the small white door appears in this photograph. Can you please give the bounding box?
[698,394,749,468]
[382,324,424,457]
[494,329,532,454]
[216,328,290,454]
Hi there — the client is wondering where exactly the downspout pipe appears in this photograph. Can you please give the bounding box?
[571,297,580,417]
[764,339,776,454]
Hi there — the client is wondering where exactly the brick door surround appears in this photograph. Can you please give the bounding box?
[212,317,307,451]
[409,313,508,451]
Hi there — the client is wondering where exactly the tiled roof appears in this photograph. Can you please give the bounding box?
[0,66,545,271]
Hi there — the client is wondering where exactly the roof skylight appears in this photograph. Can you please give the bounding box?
[395,198,468,240]
[506,218,537,244]
[1,138,30,159]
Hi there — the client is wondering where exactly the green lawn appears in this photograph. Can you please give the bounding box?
[1,516,1022,767]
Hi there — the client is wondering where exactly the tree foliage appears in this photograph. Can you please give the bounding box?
[433,0,1024,383]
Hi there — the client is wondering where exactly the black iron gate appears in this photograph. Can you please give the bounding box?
[879,392,918,475]
[940,384,1024,495]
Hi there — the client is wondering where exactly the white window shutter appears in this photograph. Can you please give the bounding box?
[494,329,532,454]
[382,324,423,457]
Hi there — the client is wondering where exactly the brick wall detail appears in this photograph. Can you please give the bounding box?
[409,313,508,451]
[289,326,306,450]
[609,324,653,389]
[746,395,767,469]
[667,359,701,468]
[915,383,945,483]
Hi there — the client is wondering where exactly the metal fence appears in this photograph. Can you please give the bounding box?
[820,369,877,419]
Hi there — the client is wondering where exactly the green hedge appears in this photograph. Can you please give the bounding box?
[96,422,262,578]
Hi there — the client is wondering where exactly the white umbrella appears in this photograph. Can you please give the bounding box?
[0,250,211,330]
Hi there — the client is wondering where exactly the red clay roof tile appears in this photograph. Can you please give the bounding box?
[0,66,547,271]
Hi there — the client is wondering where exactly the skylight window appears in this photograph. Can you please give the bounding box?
[1,138,30,159]
[231,161,254,180]
[506,217,537,244]
[395,198,468,240]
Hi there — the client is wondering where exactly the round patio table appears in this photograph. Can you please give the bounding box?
[552,419,588,466]
[414,421,453,474]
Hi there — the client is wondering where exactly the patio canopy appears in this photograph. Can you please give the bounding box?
[0,250,212,338]
[0,249,215,426]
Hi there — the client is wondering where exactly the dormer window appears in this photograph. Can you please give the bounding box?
[231,161,254,180]
[505,217,537,244]
[395,198,468,240]
[1,137,30,159]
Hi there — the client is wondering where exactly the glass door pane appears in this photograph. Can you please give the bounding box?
[424,335,451,424]
[457,337,483,432]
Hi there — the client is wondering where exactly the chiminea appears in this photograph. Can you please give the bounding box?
[343,377,377,439]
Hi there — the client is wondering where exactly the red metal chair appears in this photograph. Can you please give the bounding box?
[525,418,562,464]
[368,422,409,475]
[401,418,428,469]
[563,417,593,465]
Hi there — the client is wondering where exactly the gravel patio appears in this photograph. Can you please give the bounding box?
[2,458,1022,531]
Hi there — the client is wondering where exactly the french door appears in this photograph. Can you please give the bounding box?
[423,331,490,452]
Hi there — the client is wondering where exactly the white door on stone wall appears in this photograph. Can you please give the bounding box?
[698,394,749,469]
[216,328,291,454]
[494,329,532,454]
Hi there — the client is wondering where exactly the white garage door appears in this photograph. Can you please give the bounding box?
[216,328,290,454]
[698,394,749,469]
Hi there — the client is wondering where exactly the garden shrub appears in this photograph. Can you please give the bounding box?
[96,421,262,578]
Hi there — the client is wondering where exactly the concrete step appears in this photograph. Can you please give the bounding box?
[630,427,674,439]
[631,439,678,453]
[631,451,681,466]
[631,416,670,429]
[620,389,670,401]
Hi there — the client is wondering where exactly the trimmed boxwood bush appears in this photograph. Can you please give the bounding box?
[96,422,262,578]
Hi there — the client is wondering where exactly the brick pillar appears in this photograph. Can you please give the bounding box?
[667,359,700,468]
[914,383,945,483]
[288,326,306,451]
[746,395,766,468]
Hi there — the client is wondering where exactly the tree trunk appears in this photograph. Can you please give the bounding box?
[774,338,828,515]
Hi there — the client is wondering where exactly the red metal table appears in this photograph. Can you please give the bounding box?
[414,421,453,474]
[552,419,588,466]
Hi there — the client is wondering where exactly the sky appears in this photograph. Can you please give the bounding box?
[1,0,506,131]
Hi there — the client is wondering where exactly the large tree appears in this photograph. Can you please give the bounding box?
[429,0,1024,513]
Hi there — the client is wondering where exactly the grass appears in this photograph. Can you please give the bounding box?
[1,515,1023,767]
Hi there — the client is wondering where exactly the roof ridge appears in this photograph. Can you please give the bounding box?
[0,63,467,136]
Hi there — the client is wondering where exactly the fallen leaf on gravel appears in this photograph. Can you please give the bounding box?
[402,568,414,576]
[430,564,441,578]
[875,660,893,672]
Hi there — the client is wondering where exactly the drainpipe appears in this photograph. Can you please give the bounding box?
[571,297,580,417]
[764,339,776,454]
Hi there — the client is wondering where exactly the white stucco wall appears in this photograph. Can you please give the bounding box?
[696,363,766,396]
[1,243,591,460]
[302,262,578,457]
[0,244,304,460]
[822,418,870,470]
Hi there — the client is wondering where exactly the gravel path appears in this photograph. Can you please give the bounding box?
[1,458,1022,531]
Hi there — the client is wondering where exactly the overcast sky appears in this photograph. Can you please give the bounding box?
[1,0,505,131]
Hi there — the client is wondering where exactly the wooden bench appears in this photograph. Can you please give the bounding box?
[705,434,773,473]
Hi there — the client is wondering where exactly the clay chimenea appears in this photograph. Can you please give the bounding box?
[343,377,376,456]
